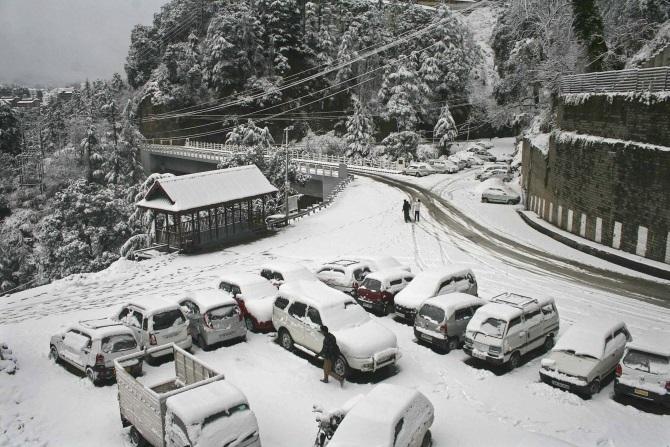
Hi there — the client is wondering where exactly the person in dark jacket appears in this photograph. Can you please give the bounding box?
[319,326,344,386]
[402,199,412,223]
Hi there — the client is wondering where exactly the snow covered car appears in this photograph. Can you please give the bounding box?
[116,297,192,360]
[393,267,478,322]
[427,159,458,174]
[178,290,246,350]
[447,155,467,170]
[165,380,262,447]
[217,272,278,332]
[481,187,520,204]
[260,261,317,287]
[414,293,486,352]
[479,168,512,182]
[356,269,415,315]
[316,259,372,295]
[326,384,434,447]
[475,164,509,180]
[403,163,433,177]
[464,293,559,370]
[351,255,411,273]
[539,320,631,396]
[49,318,141,384]
[273,280,400,377]
[614,343,670,407]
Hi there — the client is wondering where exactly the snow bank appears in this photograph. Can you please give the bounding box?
[0,342,17,375]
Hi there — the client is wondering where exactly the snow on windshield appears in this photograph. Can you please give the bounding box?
[153,310,185,331]
[479,318,506,338]
[323,302,370,331]
[623,350,669,375]
[101,334,137,353]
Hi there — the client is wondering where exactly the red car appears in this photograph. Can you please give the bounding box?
[217,272,278,332]
[355,269,415,315]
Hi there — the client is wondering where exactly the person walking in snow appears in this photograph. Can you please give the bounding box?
[402,199,411,223]
[413,198,421,222]
[318,326,344,386]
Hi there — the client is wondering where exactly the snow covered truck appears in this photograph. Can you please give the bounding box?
[115,344,262,447]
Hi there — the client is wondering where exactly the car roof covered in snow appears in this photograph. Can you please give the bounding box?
[76,318,135,338]
[218,272,274,289]
[321,259,367,269]
[422,293,486,314]
[365,268,414,282]
[278,280,355,310]
[166,380,248,426]
[473,302,523,321]
[181,290,237,313]
[126,295,180,314]
[260,262,315,280]
[490,292,553,309]
[329,384,433,447]
[412,266,473,283]
[553,319,627,359]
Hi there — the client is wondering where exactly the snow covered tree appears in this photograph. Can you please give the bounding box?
[571,0,608,72]
[125,25,160,89]
[344,95,374,159]
[257,0,304,76]
[378,64,428,131]
[433,103,458,153]
[334,26,359,88]
[226,120,275,147]
[381,131,420,161]
[0,103,21,155]
[80,121,104,183]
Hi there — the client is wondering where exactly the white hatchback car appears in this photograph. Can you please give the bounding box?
[260,262,317,287]
[115,296,192,360]
[316,259,372,295]
[49,318,141,384]
[540,320,631,396]
[481,187,520,204]
[326,384,434,447]
[273,280,400,377]
[403,163,433,177]
[614,343,670,407]
[427,159,459,174]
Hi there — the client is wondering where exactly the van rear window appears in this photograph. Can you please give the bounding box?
[207,305,237,320]
[623,349,669,375]
[102,334,137,353]
[418,304,445,324]
[153,310,185,331]
[361,278,381,291]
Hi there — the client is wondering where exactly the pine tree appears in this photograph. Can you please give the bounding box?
[226,119,275,147]
[0,103,21,155]
[378,63,428,131]
[434,102,458,153]
[381,131,420,161]
[572,0,608,72]
[344,95,374,159]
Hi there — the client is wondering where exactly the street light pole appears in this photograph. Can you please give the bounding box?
[284,126,291,221]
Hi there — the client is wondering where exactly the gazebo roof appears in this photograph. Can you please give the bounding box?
[137,165,278,213]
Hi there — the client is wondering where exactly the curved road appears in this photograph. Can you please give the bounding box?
[364,172,670,306]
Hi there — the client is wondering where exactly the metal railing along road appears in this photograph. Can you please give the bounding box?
[559,66,670,95]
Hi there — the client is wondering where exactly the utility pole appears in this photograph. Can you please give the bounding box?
[284,126,291,220]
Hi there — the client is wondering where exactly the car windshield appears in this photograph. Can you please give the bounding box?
[153,309,186,331]
[101,334,137,353]
[479,317,506,338]
[207,304,237,320]
[322,301,369,331]
[202,403,250,429]
[360,278,381,291]
[418,304,445,324]
[623,349,670,375]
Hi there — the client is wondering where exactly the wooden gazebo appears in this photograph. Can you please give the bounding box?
[136,165,278,251]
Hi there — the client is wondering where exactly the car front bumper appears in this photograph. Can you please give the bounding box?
[393,305,417,322]
[356,296,389,313]
[348,349,400,372]
[614,380,670,406]
[539,371,590,394]
[463,345,505,366]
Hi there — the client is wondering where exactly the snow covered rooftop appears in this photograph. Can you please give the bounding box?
[137,165,278,213]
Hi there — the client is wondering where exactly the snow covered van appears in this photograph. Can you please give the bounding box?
[115,344,261,447]
[273,280,400,377]
[393,267,478,322]
[115,296,192,360]
[464,293,559,370]
[316,259,372,295]
[614,342,670,407]
[217,272,278,332]
[326,384,434,447]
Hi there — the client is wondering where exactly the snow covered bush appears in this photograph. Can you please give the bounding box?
[381,131,420,161]
[0,342,18,375]
[301,131,346,156]
[433,103,458,154]
[226,120,275,148]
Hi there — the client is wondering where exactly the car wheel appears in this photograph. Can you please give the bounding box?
[415,172,420,177]
[333,356,349,379]
[49,345,59,363]
[446,337,459,352]
[421,430,432,447]
[86,367,100,386]
[279,329,294,351]
[543,335,554,352]
[507,199,514,205]
[198,335,209,351]
[507,352,521,371]
[588,379,601,396]
[244,316,255,331]
[129,426,148,447]
[482,197,488,203]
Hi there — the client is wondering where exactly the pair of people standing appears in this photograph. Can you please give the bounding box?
[402,198,421,223]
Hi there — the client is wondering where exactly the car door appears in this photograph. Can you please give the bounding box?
[437,278,454,295]
[602,333,618,376]
[506,316,525,353]
[58,329,81,364]
[303,306,324,353]
[179,300,200,338]
[453,306,474,339]
[286,301,307,346]
[524,308,544,351]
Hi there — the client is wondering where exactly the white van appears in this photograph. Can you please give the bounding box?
[464,293,559,370]
[116,296,192,360]
[394,267,478,322]
[316,259,372,295]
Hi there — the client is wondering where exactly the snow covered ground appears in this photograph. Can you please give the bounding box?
[1,156,670,446]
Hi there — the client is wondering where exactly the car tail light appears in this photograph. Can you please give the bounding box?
[615,364,622,377]
[665,381,670,392]
[203,313,214,329]
[149,333,157,345]
[438,324,448,334]
[95,354,105,365]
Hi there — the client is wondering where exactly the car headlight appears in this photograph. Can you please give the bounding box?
[464,337,473,345]
[488,346,501,355]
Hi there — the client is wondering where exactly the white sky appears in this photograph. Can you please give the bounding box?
[0,0,169,87]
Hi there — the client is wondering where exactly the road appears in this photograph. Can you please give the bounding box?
[364,172,670,305]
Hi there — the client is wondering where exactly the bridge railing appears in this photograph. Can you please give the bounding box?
[559,66,670,95]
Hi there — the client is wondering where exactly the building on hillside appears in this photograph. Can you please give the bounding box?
[522,66,670,265]
[16,98,41,109]
[136,165,278,252]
